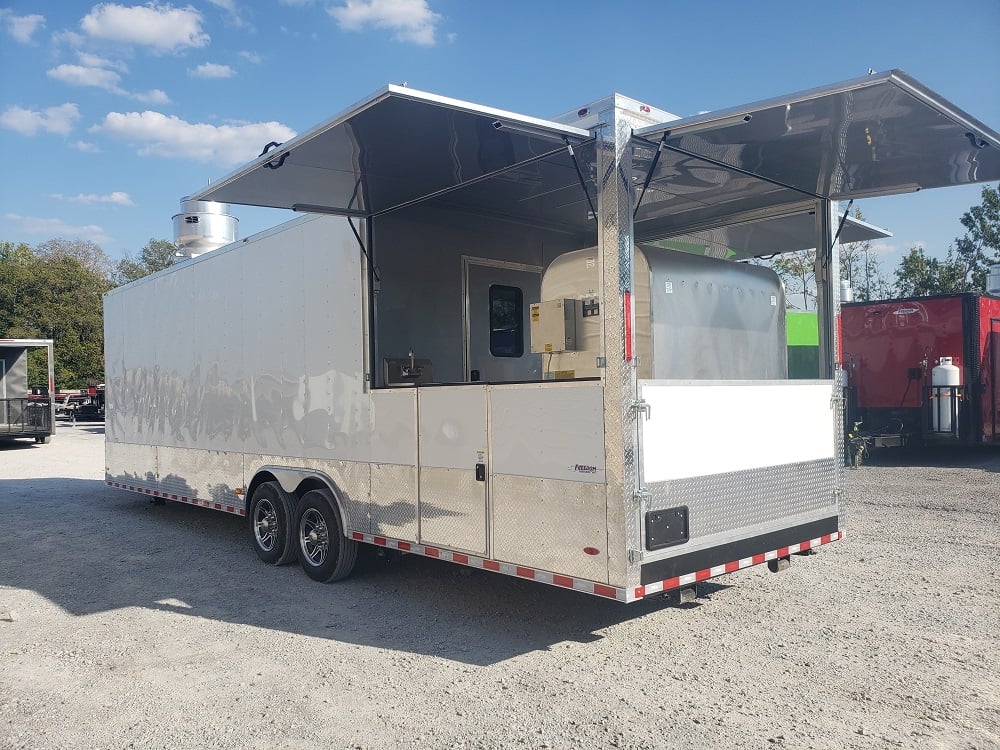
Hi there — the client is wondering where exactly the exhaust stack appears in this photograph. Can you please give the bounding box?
[172,198,238,261]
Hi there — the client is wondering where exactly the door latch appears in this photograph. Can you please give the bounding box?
[475,463,486,482]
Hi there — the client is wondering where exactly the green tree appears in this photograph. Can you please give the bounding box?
[893,184,999,296]
[953,183,1000,291]
[772,250,816,310]
[112,238,178,286]
[893,245,970,296]
[1,239,111,388]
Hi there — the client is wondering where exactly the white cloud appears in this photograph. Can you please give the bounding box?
[328,0,442,46]
[0,103,80,136]
[81,3,209,53]
[189,63,236,79]
[77,52,129,72]
[4,213,110,244]
[47,62,171,104]
[0,10,45,43]
[52,191,134,206]
[52,29,85,47]
[72,140,101,153]
[239,50,262,63]
[48,63,123,91]
[133,89,170,104]
[206,0,237,10]
[92,110,297,167]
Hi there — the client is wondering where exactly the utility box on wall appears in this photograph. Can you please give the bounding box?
[530,299,578,353]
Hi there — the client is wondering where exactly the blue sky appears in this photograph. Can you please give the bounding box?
[1,0,998,270]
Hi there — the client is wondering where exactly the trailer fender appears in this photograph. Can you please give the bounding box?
[250,466,352,539]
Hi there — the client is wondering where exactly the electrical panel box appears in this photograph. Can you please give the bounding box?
[530,299,578,353]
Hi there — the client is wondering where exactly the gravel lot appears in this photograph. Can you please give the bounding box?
[1,423,998,750]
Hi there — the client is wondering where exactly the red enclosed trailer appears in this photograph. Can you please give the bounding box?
[841,294,1000,446]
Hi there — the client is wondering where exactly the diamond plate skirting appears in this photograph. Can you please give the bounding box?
[491,475,608,582]
[643,457,838,556]
[418,466,487,555]
[370,463,417,541]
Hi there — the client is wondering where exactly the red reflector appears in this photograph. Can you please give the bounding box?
[624,291,633,361]
[583,547,600,556]
[577,107,588,117]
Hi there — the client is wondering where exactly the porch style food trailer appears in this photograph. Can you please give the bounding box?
[104,71,1000,602]
[1,339,55,444]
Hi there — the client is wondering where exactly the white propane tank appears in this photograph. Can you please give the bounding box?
[930,357,961,433]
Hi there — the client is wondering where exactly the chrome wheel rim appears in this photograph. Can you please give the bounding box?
[300,508,329,566]
[253,497,278,552]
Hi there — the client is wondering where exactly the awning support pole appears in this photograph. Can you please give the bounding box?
[632,136,665,218]
[830,199,855,249]
[565,138,598,220]
[636,136,825,201]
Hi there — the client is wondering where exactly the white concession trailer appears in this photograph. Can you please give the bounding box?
[104,71,1000,602]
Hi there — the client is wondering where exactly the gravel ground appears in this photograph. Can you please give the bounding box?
[1,423,998,750]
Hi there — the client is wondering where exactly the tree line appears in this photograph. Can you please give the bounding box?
[771,183,1000,310]
[1,238,177,388]
[2,184,998,388]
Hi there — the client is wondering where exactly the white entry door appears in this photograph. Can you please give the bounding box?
[463,258,542,383]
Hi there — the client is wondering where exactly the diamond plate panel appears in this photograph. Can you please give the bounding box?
[371,463,417,542]
[419,466,486,555]
[598,103,646,588]
[644,458,838,556]
[491,474,608,582]
[105,441,158,488]
[834,368,847,522]
[157,445,243,507]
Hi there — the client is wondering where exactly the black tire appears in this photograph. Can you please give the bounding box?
[295,488,358,583]
[248,481,298,566]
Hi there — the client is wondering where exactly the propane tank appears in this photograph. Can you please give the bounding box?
[930,357,961,434]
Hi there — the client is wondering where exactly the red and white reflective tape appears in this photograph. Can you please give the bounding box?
[107,481,246,516]
[633,530,844,600]
[350,532,625,600]
[352,530,843,602]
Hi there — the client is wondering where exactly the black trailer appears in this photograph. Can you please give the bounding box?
[0,339,55,444]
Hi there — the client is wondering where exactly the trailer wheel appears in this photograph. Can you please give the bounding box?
[295,488,358,583]
[249,481,298,566]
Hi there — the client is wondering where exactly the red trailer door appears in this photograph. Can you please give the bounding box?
[990,318,1000,442]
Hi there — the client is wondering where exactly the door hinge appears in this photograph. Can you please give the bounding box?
[629,399,651,420]
[628,548,643,565]
[632,487,650,509]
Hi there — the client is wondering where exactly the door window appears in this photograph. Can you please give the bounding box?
[489,284,523,358]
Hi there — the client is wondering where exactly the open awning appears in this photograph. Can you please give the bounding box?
[645,211,892,261]
[191,85,592,221]
[192,73,997,246]
[632,70,1000,239]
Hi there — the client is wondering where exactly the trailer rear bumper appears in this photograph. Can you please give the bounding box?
[634,516,842,600]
